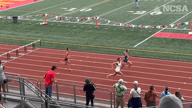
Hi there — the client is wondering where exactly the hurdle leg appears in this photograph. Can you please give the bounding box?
[16,50,19,56]
[7,53,10,59]
[24,46,27,52]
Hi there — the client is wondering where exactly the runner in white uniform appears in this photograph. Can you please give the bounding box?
[115,62,121,72]
[106,58,124,78]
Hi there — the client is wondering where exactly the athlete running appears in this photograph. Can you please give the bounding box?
[106,58,124,78]
[60,48,71,71]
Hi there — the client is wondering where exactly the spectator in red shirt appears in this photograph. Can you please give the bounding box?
[43,66,57,98]
[144,85,158,107]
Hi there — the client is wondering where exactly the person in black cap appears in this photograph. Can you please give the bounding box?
[83,78,96,107]
[161,87,172,98]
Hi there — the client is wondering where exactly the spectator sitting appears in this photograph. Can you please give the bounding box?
[113,79,127,108]
[175,91,184,101]
[161,87,171,98]
[128,81,142,108]
[144,85,158,107]
[158,95,183,108]
[83,78,96,107]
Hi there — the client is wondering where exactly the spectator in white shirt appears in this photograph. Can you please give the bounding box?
[128,81,142,108]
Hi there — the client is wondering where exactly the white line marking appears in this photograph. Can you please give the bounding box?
[133,10,192,48]
[10,71,192,98]
[84,2,134,23]
[1,60,7,63]
[47,0,108,21]
[1,47,192,69]
[134,28,165,47]
[125,0,174,24]
[21,0,76,16]
[6,65,192,92]
[2,49,191,75]
[10,57,18,59]
[99,2,134,17]
[10,57,192,78]
[5,62,191,85]
[1,44,192,65]
[166,28,190,31]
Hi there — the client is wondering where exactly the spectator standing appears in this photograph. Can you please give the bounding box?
[113,79,127,108]
[128,81,142,108]
[159,95,183,108]
[83,78,96,107]
[161,87,171,98]
[43,66,57,98]
[144,85,158,107]
[175,91,184,101]
[0,60,11,104]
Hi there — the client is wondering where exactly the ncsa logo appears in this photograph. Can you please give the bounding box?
[162,5,188,12]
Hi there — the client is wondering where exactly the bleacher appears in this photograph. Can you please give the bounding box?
[0,72,191,108]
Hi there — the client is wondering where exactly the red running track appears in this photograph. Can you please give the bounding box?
[0,43,192,104]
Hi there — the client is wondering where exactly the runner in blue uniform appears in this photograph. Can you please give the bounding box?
[123,49,132,68]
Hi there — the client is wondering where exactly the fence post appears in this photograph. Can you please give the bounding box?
[56,83,59,101]
[19,77,22,100]
[21,95,25,108]
[47,97,50,108]
[6,82,9,93]
[22,79,26,100]
[74,85,76,103]
[1,92,3,105]
[114,91,116,108]
[39,82,43,97]
[110,91,112,108]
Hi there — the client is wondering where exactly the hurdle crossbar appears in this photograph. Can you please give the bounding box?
[0,39,41,58]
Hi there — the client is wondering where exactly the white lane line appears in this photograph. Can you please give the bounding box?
[9,57,192,78]
[21,0,76,16]
[124,0,174,24]
[1,44,192,65]
[6,62,191,85]
[133,10,192,48]
[5,53,192,75]
[1,48,192,69]
[1,44,192,66]
[6,65,192,93]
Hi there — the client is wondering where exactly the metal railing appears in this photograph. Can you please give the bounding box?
[4,72,60,108]
[4,72,192,108]
[39,81,113,108]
